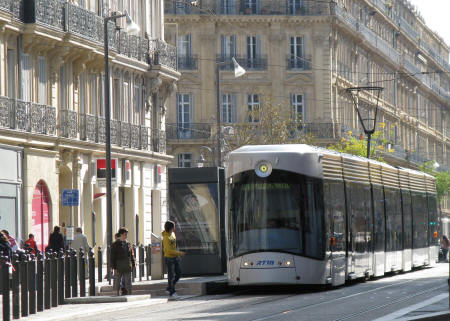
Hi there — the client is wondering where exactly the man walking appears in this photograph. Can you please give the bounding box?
[110,227,135,295]
[72,228,90,255]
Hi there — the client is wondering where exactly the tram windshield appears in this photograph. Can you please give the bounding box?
[228,170,325,260]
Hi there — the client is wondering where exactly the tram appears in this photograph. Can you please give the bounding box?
[226,144,439,286]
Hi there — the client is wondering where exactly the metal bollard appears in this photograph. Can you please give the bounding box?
[70,249,78,297]
[51,252,58,307]
[79,249,86,297]
[1,256,11,321]
[107,246,111,285]
[65,249,71,298]
[28,254,36,315]
[145,245,151,280]
[132,244,137,282]
[36,252,44,312]
[12,254,20,319]
[58,250,65,305]
[44,252,51,310]
[139,245,144,281]
[89,248,95,296]
[97,246,102,283]
[20,254,29,317]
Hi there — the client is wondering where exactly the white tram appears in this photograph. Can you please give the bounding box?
[226,145,439,286]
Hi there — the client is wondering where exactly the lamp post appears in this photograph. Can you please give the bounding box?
[197,146,213,167]
[346,86,383,158]
[216,57,246,167]
[103,11,140,258]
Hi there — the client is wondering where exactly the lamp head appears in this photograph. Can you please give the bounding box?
[232,57,246,78]
[197,153,206,168]
[124,11,140,36]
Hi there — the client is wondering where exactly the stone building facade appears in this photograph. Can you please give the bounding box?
[164,0,449,213]
[0,0,179,250]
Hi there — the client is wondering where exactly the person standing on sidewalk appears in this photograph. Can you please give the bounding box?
[111,227,135,296]
[25,234,38,255]
[47,226,65,253]
[162,221,185,300]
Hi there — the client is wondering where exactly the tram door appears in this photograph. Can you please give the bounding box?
[346,182,372,278]
[324,181,346,285]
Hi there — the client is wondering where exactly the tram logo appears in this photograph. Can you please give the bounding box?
[256,260,275,266]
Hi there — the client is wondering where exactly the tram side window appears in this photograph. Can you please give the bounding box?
[411,192,428,249]
[427,194,438,246]
[348,182,371,254]
[304,179,325,259]
[401,190,412,250]
[385,188,403,252]
[372,185,385,252]
[324,181,346,253]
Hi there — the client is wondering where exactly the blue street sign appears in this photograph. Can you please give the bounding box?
[61,189,79,206]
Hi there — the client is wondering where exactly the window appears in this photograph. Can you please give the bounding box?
[37,56,47,105]
[291,94,304,121]
[7,50,15,99]
[177,35,192,69]
[288,0,305,15]
[221,93,237,123]
[174,0,190,14]
[243,0,260,14]
[178,153,193,168]
[99,74,105,117]
[220,35,236,60]
[90,74,97,115]
[123,81,129,122]
[113,79,120,120]
[59,65,67,109]
[133,84,142,125]
[20,53,31,101]
[220,0,235,14]
[176,93,193,138]
[289,36,305,69]
[79,72,86,114]
[247,94,260,123]
[246,35,261,68]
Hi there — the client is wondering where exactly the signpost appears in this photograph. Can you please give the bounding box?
[61,189,79,242]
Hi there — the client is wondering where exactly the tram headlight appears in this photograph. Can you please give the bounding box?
[285,260,292,267]
[255,161,272,178]
[243,261,249,267]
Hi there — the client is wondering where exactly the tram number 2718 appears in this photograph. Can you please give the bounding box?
[256,260,275,266]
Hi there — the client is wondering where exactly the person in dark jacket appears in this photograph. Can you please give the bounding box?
[110,227,135,295]
[47,226,65,253]
[0,231,12,260]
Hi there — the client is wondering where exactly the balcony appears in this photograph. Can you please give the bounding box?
[166,123,212,140]
[0,96,152,150]
[286,55,312,70]
[237,56,267,70]
[178,55,198,70]
[152,130,166,153]
[0,0,12,14]
[299,122,341,139]
[150,39,178,71]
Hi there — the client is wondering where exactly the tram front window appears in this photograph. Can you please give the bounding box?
[229,170,324,260]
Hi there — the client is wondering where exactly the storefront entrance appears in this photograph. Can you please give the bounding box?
[31,180,51,252]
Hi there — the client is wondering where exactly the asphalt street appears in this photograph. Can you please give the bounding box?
[67,263,449,321]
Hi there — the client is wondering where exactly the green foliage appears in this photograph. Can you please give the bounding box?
[418,161,450,203]
[227,96,315,151]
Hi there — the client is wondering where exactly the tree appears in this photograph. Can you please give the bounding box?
[224,96,315,153]
[418,161,450,203]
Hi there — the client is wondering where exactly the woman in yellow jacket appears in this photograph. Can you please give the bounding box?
[162,220,185,300]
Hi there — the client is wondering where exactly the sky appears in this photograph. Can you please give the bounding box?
[408,0,450,47]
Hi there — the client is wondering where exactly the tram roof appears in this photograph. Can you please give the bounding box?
[228,144,435,191]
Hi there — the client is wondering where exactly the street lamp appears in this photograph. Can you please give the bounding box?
[103,11,140,275]
[216,57,246,167]
[346,86,383,158]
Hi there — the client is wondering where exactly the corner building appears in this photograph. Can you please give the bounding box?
[164,0,449,215]
[0,0,179,250]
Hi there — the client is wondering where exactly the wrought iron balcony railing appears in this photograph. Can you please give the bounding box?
[178,55,198,70]
[80,113,97,142]
[0,0,12,14]
[150,39,178,70]
[234,56,267,70]
[152,129,166,153]
[23,0,65,31]
[60,109,78,139]
[166,123,212,140]
[286,55,312,70]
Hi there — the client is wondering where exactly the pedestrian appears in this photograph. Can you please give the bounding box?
[25,234,38,255]
[47,226,65,253]
[162,220,185,300]
[110,227,135,296]
[72,228,90,255]
[0,231,12,260]
[1,230,19,252]
[441,235,450,262]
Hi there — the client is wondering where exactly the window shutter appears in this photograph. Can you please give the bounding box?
[189,94,193,123]
[188,34,192,56]
[232,93,237,122]
[220,35,226,59]
[176,93,181,123]
[231,35,237,57]
[256,35,262,58]
[256,0,261,13]
[302,93,306,120]
[38,57,47,105]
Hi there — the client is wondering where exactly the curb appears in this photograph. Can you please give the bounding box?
[64,295,151,304]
